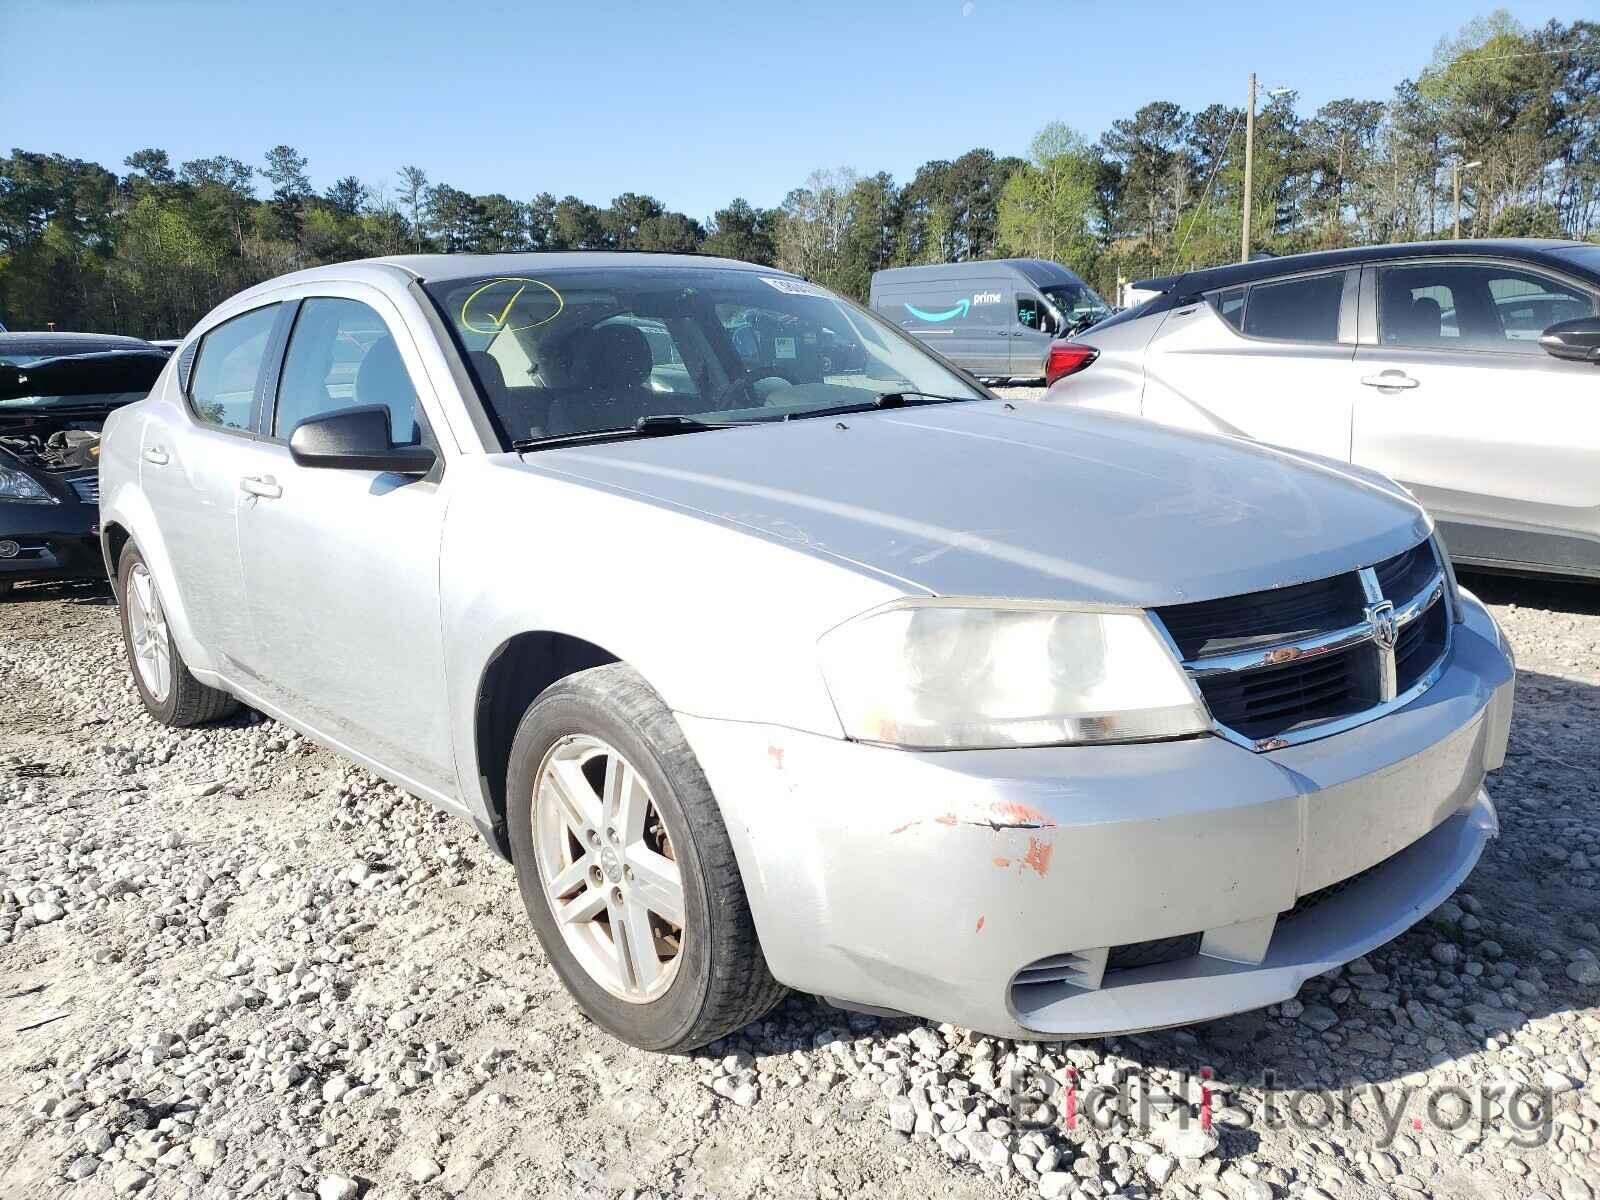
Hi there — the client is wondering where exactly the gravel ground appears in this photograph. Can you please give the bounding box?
[2,568,1598,1200]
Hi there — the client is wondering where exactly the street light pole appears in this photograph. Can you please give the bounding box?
[1451,159,1482,239]
[1241,72,1256,263]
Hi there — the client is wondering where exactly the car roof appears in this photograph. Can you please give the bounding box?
[1138,238,1597,298]
[872,258,1085,286]
[0,331,159,358]
[366,251,786,285]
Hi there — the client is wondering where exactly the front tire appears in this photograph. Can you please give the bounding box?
[506,663,784,1051]
[116,545,239,727]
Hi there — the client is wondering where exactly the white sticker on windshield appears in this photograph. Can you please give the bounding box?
[760,276,830,297]
[773,336,797,360]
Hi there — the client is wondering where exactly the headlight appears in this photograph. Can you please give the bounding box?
[818,600,1210,749]
[0,465,56,504]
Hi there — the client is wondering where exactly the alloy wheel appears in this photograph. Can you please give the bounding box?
[125,561,171,703]
[532,733,686,1002]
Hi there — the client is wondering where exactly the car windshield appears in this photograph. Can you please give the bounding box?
[1041,282,1111,323]
[423,266,986,445]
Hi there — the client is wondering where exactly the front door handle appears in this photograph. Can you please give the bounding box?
[239,474,282,499]
[1361,371,1420,390]
[142,447,169,466]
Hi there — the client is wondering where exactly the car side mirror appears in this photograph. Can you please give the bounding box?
[288,405,436,475]
[1539,316,1600,364]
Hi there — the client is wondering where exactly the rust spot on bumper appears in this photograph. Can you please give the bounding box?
[975,915,985,932]
[1021,837,1054,877]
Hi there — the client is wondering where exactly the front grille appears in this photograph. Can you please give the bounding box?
[1157,572,1365,661]
[68,475,99,503]
[1195,645,1371,740]
[1280,857,1387,922]
[1154,538,1450,750]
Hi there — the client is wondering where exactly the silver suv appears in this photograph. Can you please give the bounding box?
[1051,238,1600,580]
[99,252,1514,1051]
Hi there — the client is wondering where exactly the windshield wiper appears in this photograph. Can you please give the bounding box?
[512,413,757,453]
[871,391,976,407]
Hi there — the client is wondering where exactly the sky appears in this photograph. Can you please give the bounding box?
[3,0,1592,223]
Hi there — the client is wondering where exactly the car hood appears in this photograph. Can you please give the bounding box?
[525,400,1432,607]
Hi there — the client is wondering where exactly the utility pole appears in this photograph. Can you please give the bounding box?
[1241,72,1256,263]
[1452,159,1482,239]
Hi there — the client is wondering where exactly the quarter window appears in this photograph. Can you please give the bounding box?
[1211,286,1246,331]
[1240,272,1345,343]
[273,298,423,445]
[188,305,280,431]
[1378,263,1598,354]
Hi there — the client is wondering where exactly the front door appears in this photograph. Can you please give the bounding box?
[233,291,457,796]
[1352,258,1600,574]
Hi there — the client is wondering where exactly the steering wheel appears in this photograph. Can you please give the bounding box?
[711,370,790,410]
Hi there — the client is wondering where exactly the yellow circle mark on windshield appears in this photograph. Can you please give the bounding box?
[460,277,565,334]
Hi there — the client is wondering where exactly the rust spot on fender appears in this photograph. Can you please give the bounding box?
[988,801,1055,829]
[992,857,1011,868]
[890,821,915,835]
[975,916,985,932]
[767,744,784,770]
[1021,837,1054,877]
[934,812,958,826]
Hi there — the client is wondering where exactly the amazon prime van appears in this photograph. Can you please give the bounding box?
[869,258,1111,381]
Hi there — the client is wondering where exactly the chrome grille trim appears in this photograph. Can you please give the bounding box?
[1153,547,1452,754]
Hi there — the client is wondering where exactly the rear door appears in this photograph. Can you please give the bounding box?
[1141,268,1359,460]
[1352,258,1600,574]
[138,303,285,666]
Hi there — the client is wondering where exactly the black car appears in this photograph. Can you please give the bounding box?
[0,333,171,597]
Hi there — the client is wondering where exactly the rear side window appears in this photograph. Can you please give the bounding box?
[188,305,280,431]
[274,298,422,445]
[1379,262,1597,354]
[1240,272,1345,343]
[1211,286,1246,331]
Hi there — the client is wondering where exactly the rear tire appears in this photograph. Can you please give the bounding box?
[506,663,784,1051]
[116,545,239,727]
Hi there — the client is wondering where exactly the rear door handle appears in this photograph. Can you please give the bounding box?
[1360,371,1420,390]
[142,447,169,465]
[240,474,282,499]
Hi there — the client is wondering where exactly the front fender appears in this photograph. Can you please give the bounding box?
[438,457,910,817]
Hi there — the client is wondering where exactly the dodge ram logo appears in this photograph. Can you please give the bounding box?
[1367,600,1398,651]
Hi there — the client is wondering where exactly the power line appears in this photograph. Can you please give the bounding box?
[1172,109,1244,269]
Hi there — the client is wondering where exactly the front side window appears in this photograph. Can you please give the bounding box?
[425,268,985,443]
[274,298,422,444]
[1240,272,1345,343]
[188,304,280,431]
[1016,294,1060,335]
[1379,262,1598,354]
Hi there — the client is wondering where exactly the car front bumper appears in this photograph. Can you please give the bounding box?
[0,498,102,585]
[678,592,1514,1039]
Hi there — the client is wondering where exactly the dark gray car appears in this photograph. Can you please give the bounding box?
[870,258,1110,381]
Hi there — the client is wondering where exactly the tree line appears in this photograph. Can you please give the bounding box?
[1,12,1594,339]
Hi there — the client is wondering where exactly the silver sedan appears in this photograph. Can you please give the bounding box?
[99,252,1513,1050]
